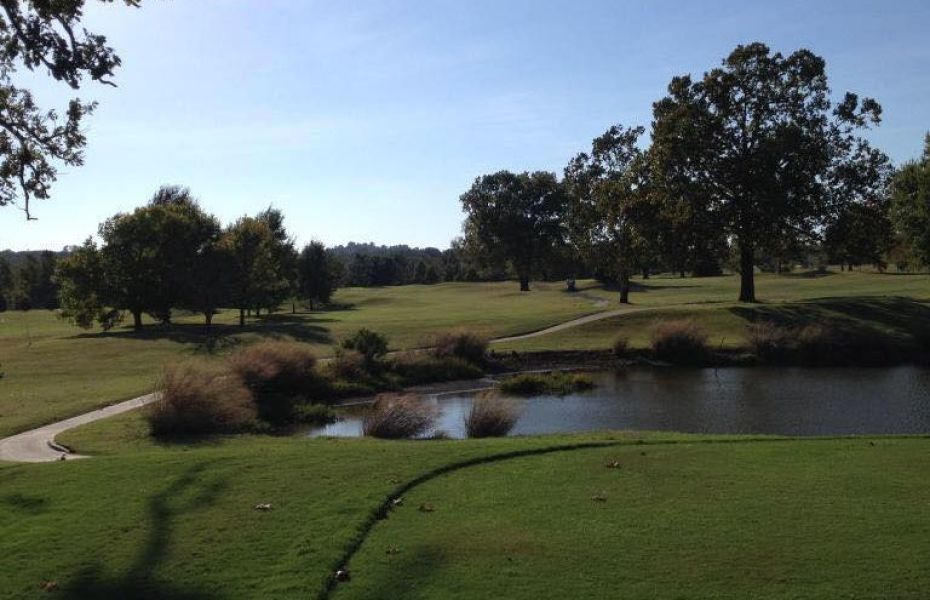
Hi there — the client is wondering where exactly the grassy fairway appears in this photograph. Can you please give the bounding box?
[2,432,928,599]
[0,281,602,438]
[1,271,928,437]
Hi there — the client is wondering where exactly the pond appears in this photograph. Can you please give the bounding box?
[309,367,930,438]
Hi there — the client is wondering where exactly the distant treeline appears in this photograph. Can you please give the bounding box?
[0,249,71,311]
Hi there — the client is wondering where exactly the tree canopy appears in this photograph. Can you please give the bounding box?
[650,42,888,301]
[460,170,567,291]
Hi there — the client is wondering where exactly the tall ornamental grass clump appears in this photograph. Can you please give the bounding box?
[650,320,710,364]
[229,341,322,422]
[746,321,794,362]
[147,364,257,436]
[464,393,520,438]
[361,394,437,439]
[431,330,489,365]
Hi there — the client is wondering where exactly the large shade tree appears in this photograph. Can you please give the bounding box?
[564,125,659,303]
[651,42,888,302]
[460,170,566,291]
[0,0,138,219]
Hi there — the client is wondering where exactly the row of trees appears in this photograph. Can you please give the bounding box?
[461,43,898,303]
[55,187,341,330]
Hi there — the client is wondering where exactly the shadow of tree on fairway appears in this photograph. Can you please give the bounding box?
[67,317,334,353]
[338,544,448,600]
[730,296,930,337]
[1,492,49,515]
[60,462,230,600]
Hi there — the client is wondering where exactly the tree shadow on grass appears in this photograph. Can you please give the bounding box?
[729,296,930,341]
[60,462,230,600]
[335,544,448,600]
[67,318,334,353]
[1,492,49,515]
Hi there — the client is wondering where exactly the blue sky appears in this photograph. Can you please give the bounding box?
[2,0,928,251]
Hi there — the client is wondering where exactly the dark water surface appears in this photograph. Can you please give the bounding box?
[310,367,930,438]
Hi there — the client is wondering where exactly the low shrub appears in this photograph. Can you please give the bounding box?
[229,342,321,422]
[329,348,367,380]
[612,335,630,358]
[342,328,389,365]
[745,322,904,365]
[650,320,709,364]
[499,371,595,396]
[391,353,484,385]
[464,393,520,438]
[362,394,438,439]
[746,321,794,362]
[431,330,488,365]
[147,364,257,436]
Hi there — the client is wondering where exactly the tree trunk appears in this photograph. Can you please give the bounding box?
[291,302,296,314]
[239,308,245,327]
[679,269,686,278]
[642,266,650,280]
[619,269,630,304]
[132,309,143,331]
[205,311,213,327]
[519,276,530,292]
[738,242,756,303]
[255,307,260,317]
[309,299,315,311]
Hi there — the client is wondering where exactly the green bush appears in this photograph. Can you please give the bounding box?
[464,393,520,438]
[362,394,437,439]
[431,330,488,365]
[650,320,709,364]
[342,328,389,365]
[147,364,257,436]
[499,371,594,396]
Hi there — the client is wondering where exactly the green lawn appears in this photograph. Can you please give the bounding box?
[2,431,928,599]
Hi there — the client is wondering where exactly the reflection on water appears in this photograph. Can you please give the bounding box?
[310,367,930,438]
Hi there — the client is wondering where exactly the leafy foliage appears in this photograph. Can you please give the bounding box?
[460,170,567,291]
[342,328,389,365]
[891,135,930,268]
[0,0,138,218]
[650,42,889,301]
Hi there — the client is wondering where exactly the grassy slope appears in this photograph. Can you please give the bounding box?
[496,271,930,352]
[3,432,928,599]
[0,281,602,438]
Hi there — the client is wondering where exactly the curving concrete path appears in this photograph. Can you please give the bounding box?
[490,307,649,343]
[0,393,159,463]
[0,305,645,464]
